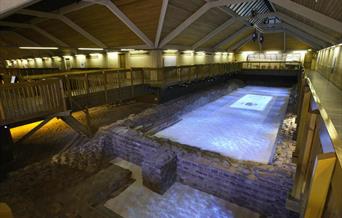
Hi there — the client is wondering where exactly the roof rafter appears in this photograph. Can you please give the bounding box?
[275,12,337,45]
[17,8,107,48]
[192,17,236,49]
[282,23,327,49]
[0,21,69,47]
[227,35,251,51]
[84,0,154,48]
[8,31,41,47]
[155,0,169,48]
[213,26,252,49]
[285,30,320,50]
[159,0,255,48]
[270,0,342,34]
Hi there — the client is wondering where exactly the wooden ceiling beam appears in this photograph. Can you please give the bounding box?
[284,30,320,50]
[159,3,211,48]
[245,11,337,45]
[270,0,342,34]
[159,0,255,48]
[227,35,251,51]
[155,0,169,48]
[192,17,236,49]
[17,9,107,48]
[84,0,154,48]
[0,0,41,19]
[6,31,41,47]
[213,26,252,49]
[276,12,337,45]
[0,21,69,47]
[217,6,264,33]
[282,23,326,49]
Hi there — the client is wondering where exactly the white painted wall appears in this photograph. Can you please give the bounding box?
[4,50,235,69]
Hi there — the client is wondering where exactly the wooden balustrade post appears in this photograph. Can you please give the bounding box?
[103,71,108,105]
[84,73,90,107]
[293,86,311,159]
[130,69,134,98]
[292,97,318,199]
[59,79,67,111]
[64,75,73,109]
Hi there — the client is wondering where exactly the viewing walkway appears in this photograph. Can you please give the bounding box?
[306,71,342,136]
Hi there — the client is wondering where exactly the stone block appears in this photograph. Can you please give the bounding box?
[142,151,177,194]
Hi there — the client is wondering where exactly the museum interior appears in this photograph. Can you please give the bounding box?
[0,0,341,217]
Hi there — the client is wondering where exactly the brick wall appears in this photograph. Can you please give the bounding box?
[63,80,296,217]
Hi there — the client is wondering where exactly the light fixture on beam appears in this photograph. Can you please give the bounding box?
[78,48,104,51]
[19,47,59,50]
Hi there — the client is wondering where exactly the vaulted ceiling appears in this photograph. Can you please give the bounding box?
[0,0,341,60]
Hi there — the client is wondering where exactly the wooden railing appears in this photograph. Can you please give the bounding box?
[0,79,66,125]
[241,61,302,70]
[2,68,61,76]
[291,71,341,217]
[141,63,241,87]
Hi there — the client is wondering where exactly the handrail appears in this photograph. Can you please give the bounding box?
[291,70,341,217]
[304,72,342,165]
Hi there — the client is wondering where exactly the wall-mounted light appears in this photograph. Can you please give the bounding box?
[164,49,178,54]
[107,52,118,57]
[293,50,307,55]
[89,53,102,56]
[78,48,104,51]
[241,51,255,55]
[265,51,280,55]
[215,52,222,55]
[121,48,135,52]
[182,50,194,54]
[63,55,73,59]
[130,50,148,55]
[196,51,205,56]
[19,46,58,50]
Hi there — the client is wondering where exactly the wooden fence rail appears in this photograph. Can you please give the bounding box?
[0,79,66,125]
[241,61,302,70]
[0,62,301,126]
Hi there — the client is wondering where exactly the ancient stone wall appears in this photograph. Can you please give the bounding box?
[55,80,297,217]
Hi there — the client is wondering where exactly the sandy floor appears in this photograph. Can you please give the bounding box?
[105,158,260,218]
[156,86,289,163]
[9,102,153,170]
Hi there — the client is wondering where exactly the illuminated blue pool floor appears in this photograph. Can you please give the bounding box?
[156,86,290,163]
